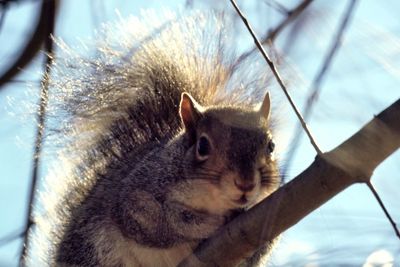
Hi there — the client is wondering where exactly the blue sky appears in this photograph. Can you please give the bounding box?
[0,0,399,266]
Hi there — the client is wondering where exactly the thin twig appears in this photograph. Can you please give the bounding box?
[230,0,322,155]
[267,0,313,42]
[0,229,25,247]
[233,0,313,68]
[0,1,8,31]
[19,0,58,265]
[263,0,289,15]
[282,0,358,181]
[366,181,400,239]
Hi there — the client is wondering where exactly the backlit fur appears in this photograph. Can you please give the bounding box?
[27,11,280,267]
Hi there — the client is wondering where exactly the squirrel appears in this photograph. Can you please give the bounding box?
[27,11,281,267]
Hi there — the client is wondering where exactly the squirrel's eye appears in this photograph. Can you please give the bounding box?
[197,135,211,160]
[266,140,275,154]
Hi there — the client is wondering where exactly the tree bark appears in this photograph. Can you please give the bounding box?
[178,98,400,267]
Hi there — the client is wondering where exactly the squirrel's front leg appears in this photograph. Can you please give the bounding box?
[164,200,225,241]
[115,189,224,246]
[114,189,166,245]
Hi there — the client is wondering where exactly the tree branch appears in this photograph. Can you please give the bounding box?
[366,181,400,238]
[19,0,58,265]
[0,229,24,247]
[178,98,400,266]
[0,0,55,89]
[230,0,322,154]
[233,0,314,67]
[282,0,358,181]
[267,0,314,42]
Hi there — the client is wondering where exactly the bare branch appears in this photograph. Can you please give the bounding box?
[234,0,314,67]
[0,229,24,247]
[0,1,8,31]
[230,0,322,155]
[19,0,58,265]
[0,0,55,89]
[366,181,400,239]
[267,0,314,42]
[282,0,358,181]
[263,0,289,15]
[178,98,400,266]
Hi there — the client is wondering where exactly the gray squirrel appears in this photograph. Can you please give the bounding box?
[27,11,281,267]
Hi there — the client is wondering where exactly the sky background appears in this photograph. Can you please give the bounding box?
[0,0,399,266]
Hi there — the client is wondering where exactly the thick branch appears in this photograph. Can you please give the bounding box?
[178,98,400,266]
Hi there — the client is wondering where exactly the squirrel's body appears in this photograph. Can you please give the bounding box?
[28,11,280,266]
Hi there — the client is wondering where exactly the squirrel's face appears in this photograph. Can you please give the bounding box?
[176,92,280,215]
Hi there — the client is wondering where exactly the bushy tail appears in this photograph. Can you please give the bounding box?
[46,11,271,150]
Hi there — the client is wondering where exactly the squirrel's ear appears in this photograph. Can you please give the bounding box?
[179,92,202,136]
[259,92,271,121]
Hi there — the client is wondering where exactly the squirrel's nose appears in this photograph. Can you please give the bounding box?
[234,179,255,192]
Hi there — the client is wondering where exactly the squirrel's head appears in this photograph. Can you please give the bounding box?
[176,92,280,215]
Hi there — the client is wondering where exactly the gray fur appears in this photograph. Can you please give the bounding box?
[27,11,280,267]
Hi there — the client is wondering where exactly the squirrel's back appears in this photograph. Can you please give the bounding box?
[27,11,278,266]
